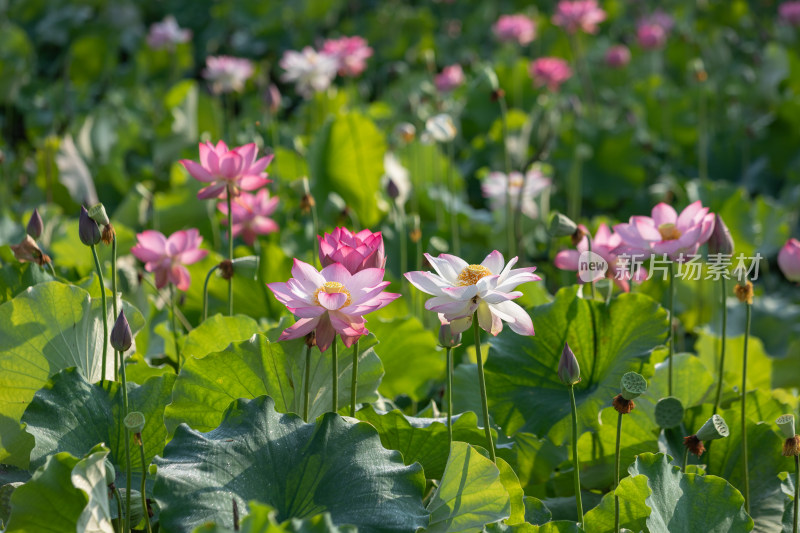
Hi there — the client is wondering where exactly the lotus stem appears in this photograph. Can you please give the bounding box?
[136,435,153,533]
[683,446,689,471]
[713,276,727,414]
[331,336,338,413]
[91,244,109,387]
[202,264,220,322]
[119,352,132,532]
[614,411,622,533]
[586,237,596,299]
[741,300,751,513]
[498,92,514,259]
[113,485,124,532]
[350,339,360,417]
[111,235,119,381]
[473,311,496,462]
[303,343,312,422]
[668,261,675,396]
[794,454,798,533]
[226,184,234,316]
[569,383,584,526]
[170,286,182,370]
[446,346,454,444]
[447,140,460,257]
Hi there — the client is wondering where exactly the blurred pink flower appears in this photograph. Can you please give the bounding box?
[405,251,540,336]
[318,228,386,274]
[605,45,631,68]
[637,11,674,49]
[492,14,537,45]
[280,47,338,99]
[321,36,373,77]
[202,56,254,94]
[613,201,716,261]
[146,15,191,50]
[481,167,551,219]
[217,189,279,246]
[267,259,400,352]
[131,229,208,291]
[780,1,800,26]
[435,64,465,92]
[778,239,800,282]
[180,141,273,200]
[529,58,572,91]
[552,0,606,34]
[554,224,647,292]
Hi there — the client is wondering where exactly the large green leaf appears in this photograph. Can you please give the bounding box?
[164,334,382,433]
[154,396,427,533]
[497,433,566,497]
[485,288,669,443]
[0,281,143,467]
[582,475,650,533]
[22,368,175,473]
[426,442,511,533]
[695,330,772,402]
[628,452,754,532]
[182,314,261,360]
[308,111,387,227]
[354,406,496,480]
[194,501,357,533]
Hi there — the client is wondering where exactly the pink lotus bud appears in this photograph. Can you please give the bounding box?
[779,1,800,26]
[558,343,581,385]
[707,214,734,256]
[27,209,43,239]
[79,206,101,246]
[110,310,133,352]
[778,238,800,283]
[435,64,465,93]
[605,45,631,68]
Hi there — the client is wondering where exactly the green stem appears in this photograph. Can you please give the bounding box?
[111,236,119,381]
[331,337,338,413]
[569,384,584,526]
[113,486,124,533]
[47,260,57,279]
[304,344,312,422]
[668,261,675,397]
[586,237,596,299]
[713,276,727,414]
[447,141,460,256]
[91,245,109,387]
[119,349,131,533]
[446,346,454,444]
[741,301,751,513]
[793,454,798,533]
[683,446,689,471]
[473,312,496,462]
[397,206,408,298]
[171,286,182,370]
[137,436,153,533]
[614,411,622,533]
[226,185,234,316]
[202,264,220,322]
[350,339,360,417]
[498,93,514,259]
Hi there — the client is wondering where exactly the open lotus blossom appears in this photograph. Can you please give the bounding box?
[605,45,631,68]
[780,1,800,26]
[481,167,551,219]
[405,251,539,336]
[435,64,465,92]
[268,259,400,352]
[529,57,572,91]
[280,47,339,99]
[613,201,716,261]
[555,223,647,292]
[180,141,273,200]
[146,15,191,50]
[552,0,607,34]
[131,229,208,291]
[492,14,537,45]
[217,189,279,246]
[321,36,373,77]
[202,55,254,94]
[319,227,385,274]
[778,239,800,282]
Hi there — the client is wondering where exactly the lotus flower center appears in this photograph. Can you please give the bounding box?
[509,175,525,188]
[658,223,682,241]
[457,265,492,286]
[314,281,352,308]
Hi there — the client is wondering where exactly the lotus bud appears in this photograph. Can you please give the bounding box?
[88,203,110,226]
[124,411,146,434]
[27,209,43,239]
[264,83,281,114]
[558,343,580,385]
[104,459,115,486]
[79,206,101,246]
[707,214,734,256]
[777,414,796,439]
[548,212,579,238]
[654,396,684,428]
[110,311,133,352]
[438,321,462,348]
[696,414,730,441]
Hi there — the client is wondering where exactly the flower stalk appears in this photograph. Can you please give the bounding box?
[667,260,675,396]
[473,311,496,462]
[331,336,339,413]
[226,184,234,316]
[350,339,360,417]
[91,245,109,387]
[171,286,182,370]
[303,337,313,422]
[569,383,584,526]
[713,276,727,414]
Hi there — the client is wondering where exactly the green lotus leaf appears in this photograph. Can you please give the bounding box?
[193,501,357,533]
[182,314,260,360]
[582,475,650,533]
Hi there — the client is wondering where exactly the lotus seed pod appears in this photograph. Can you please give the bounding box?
[104,458,115,486]
[654,396,684,428]
[776,414,796,439]
[88,203,110,226]
[548,212,578,238]
[696,414,730,441]
[620,372,647,400]
[124,411,146,433]
[230,256,260,280]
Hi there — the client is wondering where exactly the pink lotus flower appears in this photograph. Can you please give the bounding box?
[605,45,631,68]
[268,259,400,352]
[778,239,800,282]
[492,15,537,45]
[405,251,539,336]
[481,167,551,219]
[131,229,208,291]
[202,56,254,94]
[146,15,191,50]
[613,201,716,261]
[780,1,800,26]
[529,58,572,91]
[637,11,674,49]
[180,141,273,200]
[217,189,279,246]
[280,47,339,99]
[552,0,606,34]
[435,64,465,93]
[554,224,647,292]
[321,36,373,77]
[318,228,386,274]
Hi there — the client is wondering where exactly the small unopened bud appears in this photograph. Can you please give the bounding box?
[558,343,580,385]
[387,178,401,201]
[783,435,800,457]
[219,259,234,280]
[88,203,110,226]
[27,209,43,239]
[548,212,579,238]
[101,222,115,246]
[776,414,796,439]
[696,414,730,441]
[110,311,133,352]
[438,322,462,348]
[620,372,647,400]
[79,206,101,246]
[734,281,753,305]
[103,458,115,485]
[707,214,734,256]
[124,411,145,434]
[264,83,281,114]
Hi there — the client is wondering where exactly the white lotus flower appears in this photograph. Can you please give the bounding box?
[279,47,338,99]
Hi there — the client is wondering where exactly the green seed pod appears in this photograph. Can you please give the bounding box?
[620,372,647,400]
[776,414,796,439]
[124,411,145,433]
[230,256,260,280]
[654,396,684,428]
[548,212,578,238]
[104,458,115,486]
[88,203,110,226]
[696,414,730,441]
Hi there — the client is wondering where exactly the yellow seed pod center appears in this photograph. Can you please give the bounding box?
[658,223,682,241]
[457,265,492,286]
[314,281,352,308]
